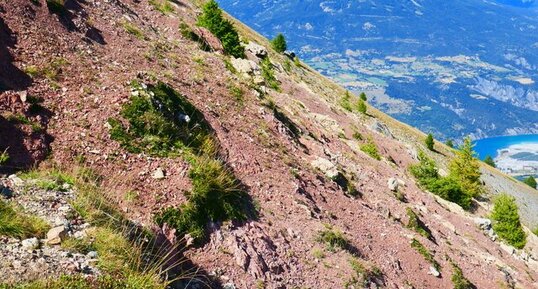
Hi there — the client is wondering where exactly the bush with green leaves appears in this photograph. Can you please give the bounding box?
[315,225,350,252]
[197,0,244,58]
[359,92,367,101]
[271,33,287,53]
[425,133,435,151]
[356,99,367,115]
[260,57,280,91]
[360,139,381,160]
[491,194,526,249]
[523,176,537,189]
[410,151,472,210]
[445,139,454,148]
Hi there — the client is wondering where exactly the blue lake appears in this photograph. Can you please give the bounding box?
[474,134,538,160]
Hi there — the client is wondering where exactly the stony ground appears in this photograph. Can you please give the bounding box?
[0,174,98,284]
[2,0,538,288]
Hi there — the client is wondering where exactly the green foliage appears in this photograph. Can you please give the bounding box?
[0,199,50,239]
[425,133,435,151]
[410,238,440,270]
[352,131,363,141]
[410,151,472,209]
[155,155,250,241]
[315,225,349,252]
[0,149,9,165]
[406,208,432,240]
[109,81,211,157]
[345,257,383,288]
[359,92,367,101]
[293,56,301,67]
[484,155,496,168]
[197,0,245,58]
[260,57,280,91]
[523,176,537,189]
[340,91,353,112]
[228,84,244,103]
[122,21,145,40]
[271,33,287,53]
[360,139,381,160]
[449,137,483,198]
[491,194,527,249]
[450,261,475,289]
[149,0,174,14]
[356,99,367,115]
[445,139,455,148]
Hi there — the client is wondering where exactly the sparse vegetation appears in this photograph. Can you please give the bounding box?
[410,238,440,271]
[340,91,353,112]
[491,194,526,249]
[523,176,537,189]
[149,0,174,14]
[425,133,435,151]
[356,99,367,115]
[0,199,49,239]
[0,149,9,165]
[316,225,350,252]
[445,139,455,148]
[360,139,381,160]
[406,208,432,240]
[450,261,475,289]
[260,57,280,91]
[197,0,245,58]
[352,131,363,141]
[122,21,145,40]
[484,155,496,168]
[271,33,287,53]
[229,84,244,103]
[345,257,384,288]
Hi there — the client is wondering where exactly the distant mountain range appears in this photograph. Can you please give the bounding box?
[219,0,538,140]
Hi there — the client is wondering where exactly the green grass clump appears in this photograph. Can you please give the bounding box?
[410,238,440,271]
[360,139,381,160]
[450,261,475,289]
[315,225,350,252]
[491,194,526,249]
[149,0,174,14]
[21,169,75,192]
[260,57,280,91]
[345,257,383,288]
[229,84,244,103]
[122,21,145,40]
[406,208,432,240]
[46,0,67,16]
[155,154,250,242]
[0,199,50,239]
[109,81,211,157]
[0,149,9,165]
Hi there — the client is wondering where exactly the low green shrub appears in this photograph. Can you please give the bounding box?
[411,238,440,271]
[260,57,280,91]
[316,225,350,252]
[271,33,287,53]
[406,208,432,240]
[491,194,526,249]
[345,257,383,288]
[360,139,381,160]
[450,261,475,289]
[0,199,50,239]
[425,133,434,151]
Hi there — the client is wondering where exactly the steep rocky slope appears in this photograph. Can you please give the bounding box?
[1,0,538,288]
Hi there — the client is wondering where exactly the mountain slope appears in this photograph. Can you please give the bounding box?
[1,0,538,288]
[218,0,538,140]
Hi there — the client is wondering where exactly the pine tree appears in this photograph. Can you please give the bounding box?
[271,33,287,53]
[449,137,483,198]
[197,0,244,58]
[491,194,526,249]
[523,176,537,189]
[360,92,367,101]
[357,99,367,115]
[445,139,454,148]
[484,155,496,168]
[425,133,435,151]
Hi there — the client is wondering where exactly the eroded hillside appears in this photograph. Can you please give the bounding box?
[1,0,538,288]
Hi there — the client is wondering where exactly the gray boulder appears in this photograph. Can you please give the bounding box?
[245,42,267,58]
